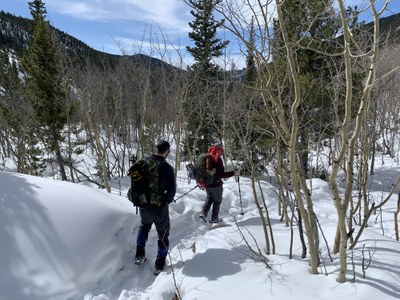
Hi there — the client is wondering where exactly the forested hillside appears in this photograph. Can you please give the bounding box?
[0,10,120,66]
[0,7,185,186]
[378,11,400,42]
[0,10,179,69]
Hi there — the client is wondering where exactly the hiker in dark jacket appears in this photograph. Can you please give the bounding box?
[135,140,176,274]
[199,143,239,223]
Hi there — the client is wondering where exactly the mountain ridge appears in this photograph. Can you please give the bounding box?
[1,10,399,71]
[0,10,178,70]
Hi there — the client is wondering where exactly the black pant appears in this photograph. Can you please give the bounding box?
[202,186,223,220]
[136,205,170,262]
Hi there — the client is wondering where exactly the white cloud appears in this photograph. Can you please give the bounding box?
[48,0,190,33]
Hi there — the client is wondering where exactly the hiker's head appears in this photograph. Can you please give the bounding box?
[208,143,223,159]
[156,140,170,157]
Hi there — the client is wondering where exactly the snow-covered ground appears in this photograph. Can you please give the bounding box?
[1,153,400,300]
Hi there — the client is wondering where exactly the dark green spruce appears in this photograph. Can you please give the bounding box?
[185,0,228,155]
[22,0,69,180]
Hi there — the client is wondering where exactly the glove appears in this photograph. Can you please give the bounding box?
[198,180,206,190]
[234,169,240,176]
[127,187,132,201]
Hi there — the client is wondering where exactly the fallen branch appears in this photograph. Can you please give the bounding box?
[70,165,102,188]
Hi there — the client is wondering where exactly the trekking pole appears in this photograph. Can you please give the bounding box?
[236,176,244,215]
[173,185,199,202]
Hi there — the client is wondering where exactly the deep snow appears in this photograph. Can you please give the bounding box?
[1,153,400,300]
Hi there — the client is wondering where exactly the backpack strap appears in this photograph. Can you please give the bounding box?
[205,155,212,175]
[146,158,166,207]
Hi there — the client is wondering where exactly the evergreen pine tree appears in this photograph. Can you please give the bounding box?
[245,17,257,85]
[0,49,39,174]
[22,0,68,180]
[272,0,340,176]
[185,0,228,154]
[0,50,22,125]
[187,0,228,80]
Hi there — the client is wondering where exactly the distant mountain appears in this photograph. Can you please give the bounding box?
[0,10,179,71]
[367,12,400,44]
[1,9,399,72]
[0,11,30,56]
[0,10,112,66]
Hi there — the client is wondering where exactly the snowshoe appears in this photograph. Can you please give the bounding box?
[154,268,163,276]
[154,257,165,276]
[134,256,148,265]
[209,218,222,224]
[199,214,207,223]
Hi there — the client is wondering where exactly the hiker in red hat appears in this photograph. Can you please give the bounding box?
[199,143,239,223]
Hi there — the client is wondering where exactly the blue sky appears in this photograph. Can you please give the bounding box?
[1,0,192,56]
[1,0,400,68]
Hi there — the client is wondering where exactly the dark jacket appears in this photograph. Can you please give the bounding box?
[147,154,176,204]
[206,157,234,188]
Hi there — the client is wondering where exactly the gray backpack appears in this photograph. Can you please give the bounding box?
[186,153,215,185]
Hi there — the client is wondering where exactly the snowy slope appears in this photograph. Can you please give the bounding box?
[0,171,137,300]
[1,154,400,300]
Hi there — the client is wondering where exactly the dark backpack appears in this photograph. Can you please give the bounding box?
[127,158,163,207]
[186,153,215,186]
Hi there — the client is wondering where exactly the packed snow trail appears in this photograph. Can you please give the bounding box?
[100,173,251,299]
[3,161,400,300]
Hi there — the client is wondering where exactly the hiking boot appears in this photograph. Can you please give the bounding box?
[135,255,148,265]
[154,267,162,276]
[154,257,165,275]
[209,217,221,224]
[199,214,207,223]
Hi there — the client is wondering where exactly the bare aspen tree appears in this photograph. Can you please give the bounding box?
[220,0,321,270]
[349,175,400,249]
[76,59,125,192]
[0,49,37,173]
[157,63,186,176]
[274,0,320,273]
[275,144,291,226]
[220,0,399,280]
[134,61,153,159]
[119,31,159,159]
[328,1,398,283]
[121,26,187,160]
[348,39,400,237]
[118,26,190,179]
[258,178,276,254]
[373,44,400,164]
[168,63,197,177]
[224,81,273,253]
[108,57,141,178]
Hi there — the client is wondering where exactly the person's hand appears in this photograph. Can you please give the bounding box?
[198,180,206,190]
[234,168,240,176]
[127,187,132,201]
